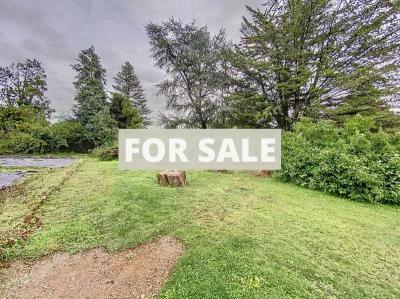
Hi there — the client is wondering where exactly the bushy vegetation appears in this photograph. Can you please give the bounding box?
[0,105,49,154]
[45,120,91,153]
[275,116,400,204]
[0,105,93,154]
[91,143,118,161]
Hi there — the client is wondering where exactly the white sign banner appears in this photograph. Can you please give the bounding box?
[119,129,281,170]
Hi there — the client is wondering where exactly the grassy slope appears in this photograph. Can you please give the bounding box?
[1,158,399,298]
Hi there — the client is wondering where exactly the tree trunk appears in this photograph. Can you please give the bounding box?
[156,171,187,187]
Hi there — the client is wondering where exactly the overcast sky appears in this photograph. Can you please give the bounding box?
[0,0,263,121]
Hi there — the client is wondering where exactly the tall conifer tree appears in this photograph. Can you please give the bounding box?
[72,46,116,145]
[113,62,152,127]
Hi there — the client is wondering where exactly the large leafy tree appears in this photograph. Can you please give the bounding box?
[0,59,52,117]
[109,92,142,129]
[146,18,230,128]
[225,0,400,130]
[72,46,116,146]
[113,62,152,127]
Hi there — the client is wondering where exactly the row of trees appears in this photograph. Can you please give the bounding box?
[71,46,151,146]
[0,47,152,151]
[1,0,399,154]
[147,0,400,131]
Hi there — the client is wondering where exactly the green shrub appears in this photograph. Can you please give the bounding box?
[0,131,47,154]
[0,105,49,154]
[0,104,97,154]
[45,120,94,153]
[274,116,400,204]
[92,144,118,161]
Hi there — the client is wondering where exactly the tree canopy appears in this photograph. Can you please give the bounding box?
[224,0,400,130]
[146,18,230,128]
[0,59,53,117]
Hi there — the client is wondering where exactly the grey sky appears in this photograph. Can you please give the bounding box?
[0,0,263,121]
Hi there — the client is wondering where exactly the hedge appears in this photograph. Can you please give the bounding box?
[274,116,400,204]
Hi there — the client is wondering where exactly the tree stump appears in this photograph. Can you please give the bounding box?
[156,171,187,187]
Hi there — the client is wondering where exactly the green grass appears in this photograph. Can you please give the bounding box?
[1,158,399,298]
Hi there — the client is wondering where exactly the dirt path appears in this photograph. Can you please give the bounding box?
[1,236,184,299]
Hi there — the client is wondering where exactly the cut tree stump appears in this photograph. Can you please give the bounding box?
[156,171,187,187]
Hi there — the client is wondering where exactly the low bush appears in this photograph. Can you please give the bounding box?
[274,116,400,204]
[0,105,96,154]
[0,105,49,154]
[92,143,118,161]
[45,120,93,153]
[0,131,47,154]
[0,119,93,154]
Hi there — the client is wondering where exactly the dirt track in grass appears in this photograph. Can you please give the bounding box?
[0,236,184,299]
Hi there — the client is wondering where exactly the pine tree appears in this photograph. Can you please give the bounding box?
[72,46,116,146]
[113,62,152,127]
[225,0,400,130]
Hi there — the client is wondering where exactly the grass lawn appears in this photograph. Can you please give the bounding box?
[1,157,399,298]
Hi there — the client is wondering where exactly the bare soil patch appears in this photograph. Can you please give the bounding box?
[1,236,184,299]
